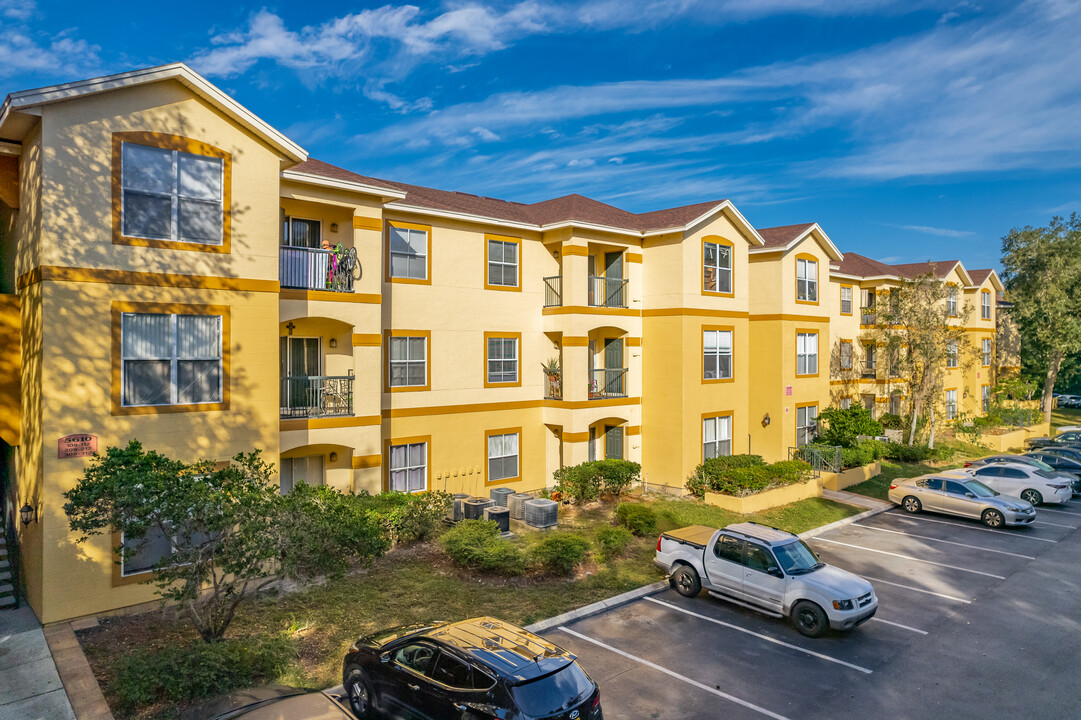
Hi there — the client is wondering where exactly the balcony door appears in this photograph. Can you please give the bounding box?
[280,337,321,416]
[283,217,321,248]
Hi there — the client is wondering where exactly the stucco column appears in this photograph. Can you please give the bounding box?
[561,241,588,307]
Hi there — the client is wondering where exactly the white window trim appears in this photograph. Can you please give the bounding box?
[487,337,519,384]
[703,330,733,380]
[796,259,818,302]
[703,241,732,293]
[487,239,519,287]
[389,336,428,387]
[982,338,992,366]
[389,226,429,280]
[946,341,958,368]
[946,390,958,419]
[121,142,224,245]
[120,312,223,408]
[703,415,732,460]
[982,293,991,319]
[797,332,819,375]
[389,442,428,493]
[840,286,852,314]
[487,432,520,481]
[796,405,818,447]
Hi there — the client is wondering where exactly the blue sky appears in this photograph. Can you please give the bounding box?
[3,0,1081,268]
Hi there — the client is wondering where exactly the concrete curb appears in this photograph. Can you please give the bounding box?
[525,580,670,634]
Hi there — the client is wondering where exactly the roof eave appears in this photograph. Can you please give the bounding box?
[282,170,408,201]
[384,202,542,233]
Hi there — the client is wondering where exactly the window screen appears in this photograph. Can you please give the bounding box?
[122,143,223,244]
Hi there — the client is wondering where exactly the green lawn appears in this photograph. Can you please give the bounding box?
[1052,406,1081,433]
[78,493,860,720]
[845,440,991,501]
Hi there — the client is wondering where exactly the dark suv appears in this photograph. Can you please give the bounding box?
[342,617,603,720]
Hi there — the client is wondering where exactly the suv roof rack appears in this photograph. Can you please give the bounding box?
[724,522,794,546]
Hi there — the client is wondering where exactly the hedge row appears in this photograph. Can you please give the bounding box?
[553,459,641,504]
[685,456,811,498]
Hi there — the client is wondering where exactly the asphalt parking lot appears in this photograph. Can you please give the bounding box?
[544,498,1081,720]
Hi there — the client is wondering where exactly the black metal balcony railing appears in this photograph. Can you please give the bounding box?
[543,370,562,400]
[861,363,877,380]
[280,246,355,292]
[280,375,354,418]
[588,276,628,308]
[543,276,562,307]
[861,308,876,325]
[588,368,627,399]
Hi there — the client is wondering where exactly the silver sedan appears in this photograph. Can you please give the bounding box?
[887,471,1036,528]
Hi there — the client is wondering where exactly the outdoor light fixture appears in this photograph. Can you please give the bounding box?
[330,222,339,233]
[329,338,338,348]
[329,452,338,462]
[762,413,771,427]
[19,502,37,526]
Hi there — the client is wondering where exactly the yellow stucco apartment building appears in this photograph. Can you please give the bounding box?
[0,65,1013,622]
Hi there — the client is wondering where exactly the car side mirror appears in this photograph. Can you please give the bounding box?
[768,566,783,578]
[380,652,391,664]
[965,492,975,498]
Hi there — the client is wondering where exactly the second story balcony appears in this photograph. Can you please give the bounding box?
[588,276,628,308]
[861,307,876,325]
[543,369,562,400]
[861,362,877,380]
[543,276,562,307]
[589,368,627,399]
[281,374,354,419]
[280,245,355,293]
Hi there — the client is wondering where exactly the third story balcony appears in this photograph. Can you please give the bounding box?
[280,374,354,419]
[588,276,628,308]
[280,245,356,293]
[589,368,627,399]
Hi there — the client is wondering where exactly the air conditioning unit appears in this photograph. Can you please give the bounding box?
[524,498,558,528]
[489,487,515,507]
[463,497,494,520]
[483,506,511,533]
[508,493,533,521]
[450,493,471,522]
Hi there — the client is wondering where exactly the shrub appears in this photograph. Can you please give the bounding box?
[685,459,812,497]
[553,463,603,504]
[816,406,883,447]
[440,520,526,575]
[595,459,641,498]
[596,526,633,562]
[685,454,766,497]
[882,443,936,462]
[841,444,874,469]
[369,491,452,543]
[616,502,657,536]
[878,412,904,430]
[112,635,294,710]
[531,533,591,575]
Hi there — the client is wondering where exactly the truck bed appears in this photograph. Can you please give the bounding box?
[660,525,717,550]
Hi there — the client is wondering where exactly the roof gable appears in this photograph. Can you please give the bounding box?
[752,222,842,261]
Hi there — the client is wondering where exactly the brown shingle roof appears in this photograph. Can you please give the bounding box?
[889,260,960,279]
[968,269,993,286]
[291,159,729,234]
[832,252,901,278]
[757,223,816,249]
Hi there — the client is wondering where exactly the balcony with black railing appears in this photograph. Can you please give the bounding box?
[588,368,627,399]
[861,362,877,380]
[280,374,354,419]
[543,276,562,307]
[280,246,356,292]
[861,307,876,325]
[588,276,628,308]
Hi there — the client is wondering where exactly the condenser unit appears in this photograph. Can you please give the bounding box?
[524,498,558,528]
[489,487,515,507]
[463,497,494,520]
[450,493,471,522]
[483,506,511,533]
[508,493,533,521]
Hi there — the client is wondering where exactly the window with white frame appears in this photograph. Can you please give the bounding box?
[280,455,325,494]
[982,292,991,320]
[797,332,818,375]
[839,397,851,410]
[796,405,818,447]
[840,286,852,314]
[946,389,958,419]
[703,415,732,460]
[487,337,518,384]
[796,258,818,302]
[121,312,222,407]
[487,239,518,287]
[487,432,519,481]
[982,338,992,366]
[121,143,223,244]
[840,341,853,370]
[946,286,958,316]
[703,330,733,380]
[389,336,427,387]
[703,241,732,293]
[389,441,427,492]
[388,225,428,280]
[946,340,958,368]
[982,385,991,413]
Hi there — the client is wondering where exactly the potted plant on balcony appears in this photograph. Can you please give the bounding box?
[542,357,562,399]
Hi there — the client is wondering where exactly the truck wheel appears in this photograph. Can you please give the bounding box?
[671,566,701,597]
[791,600,829,638]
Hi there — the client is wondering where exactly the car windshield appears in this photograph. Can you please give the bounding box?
[511,663,593,716]
[964,480,998,497]
[773,540,823,575]
[1035,469,1059,479]
[1025,459,1055,472]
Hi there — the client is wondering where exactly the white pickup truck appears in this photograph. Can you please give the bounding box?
[654,522,877,637]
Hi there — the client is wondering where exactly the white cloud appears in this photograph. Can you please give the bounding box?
[894,224,975,238]
[0,29,100,78]
[0,0,34,20]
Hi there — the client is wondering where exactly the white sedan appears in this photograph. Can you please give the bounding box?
[965,462,1074,506]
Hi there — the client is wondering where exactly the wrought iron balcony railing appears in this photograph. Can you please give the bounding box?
[543,369,562,400]
[588,368,627,399]
[280,374,354,418]
[587,276,628,308]
[543,276,562,307]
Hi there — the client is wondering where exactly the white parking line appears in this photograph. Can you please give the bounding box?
[645,597,873,674]
[859,576,972,603]
[556,625,794,720]
[883,514,1059,542]
[870,617,928,635]
[1036,507,1081,517]
[852,524,1037,559]
[1034,520,1078,529]
[811,537,1006,579]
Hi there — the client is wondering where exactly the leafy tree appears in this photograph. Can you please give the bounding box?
[64,441,388,642]
[816,406,883,447]
[1000,214,1081,414]
[865,271,973,446]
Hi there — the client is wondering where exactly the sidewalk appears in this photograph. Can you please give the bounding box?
[0,605,75,720]
[821,488,892,510]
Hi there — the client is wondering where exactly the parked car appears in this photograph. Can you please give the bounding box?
[888,471,1035,528]
[342,617,602,720]
[963,455,1081,494]
[654,522,877,638]
[1024,451,1081,493]
[1041,445,1081,465]
[964,463,1073,505]
[1028,429,1081,449]
[183,687,354,720]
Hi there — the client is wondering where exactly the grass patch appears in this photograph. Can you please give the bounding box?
[77,494,863,720]
[1052,407,1081,433]
[846,441,988,501]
